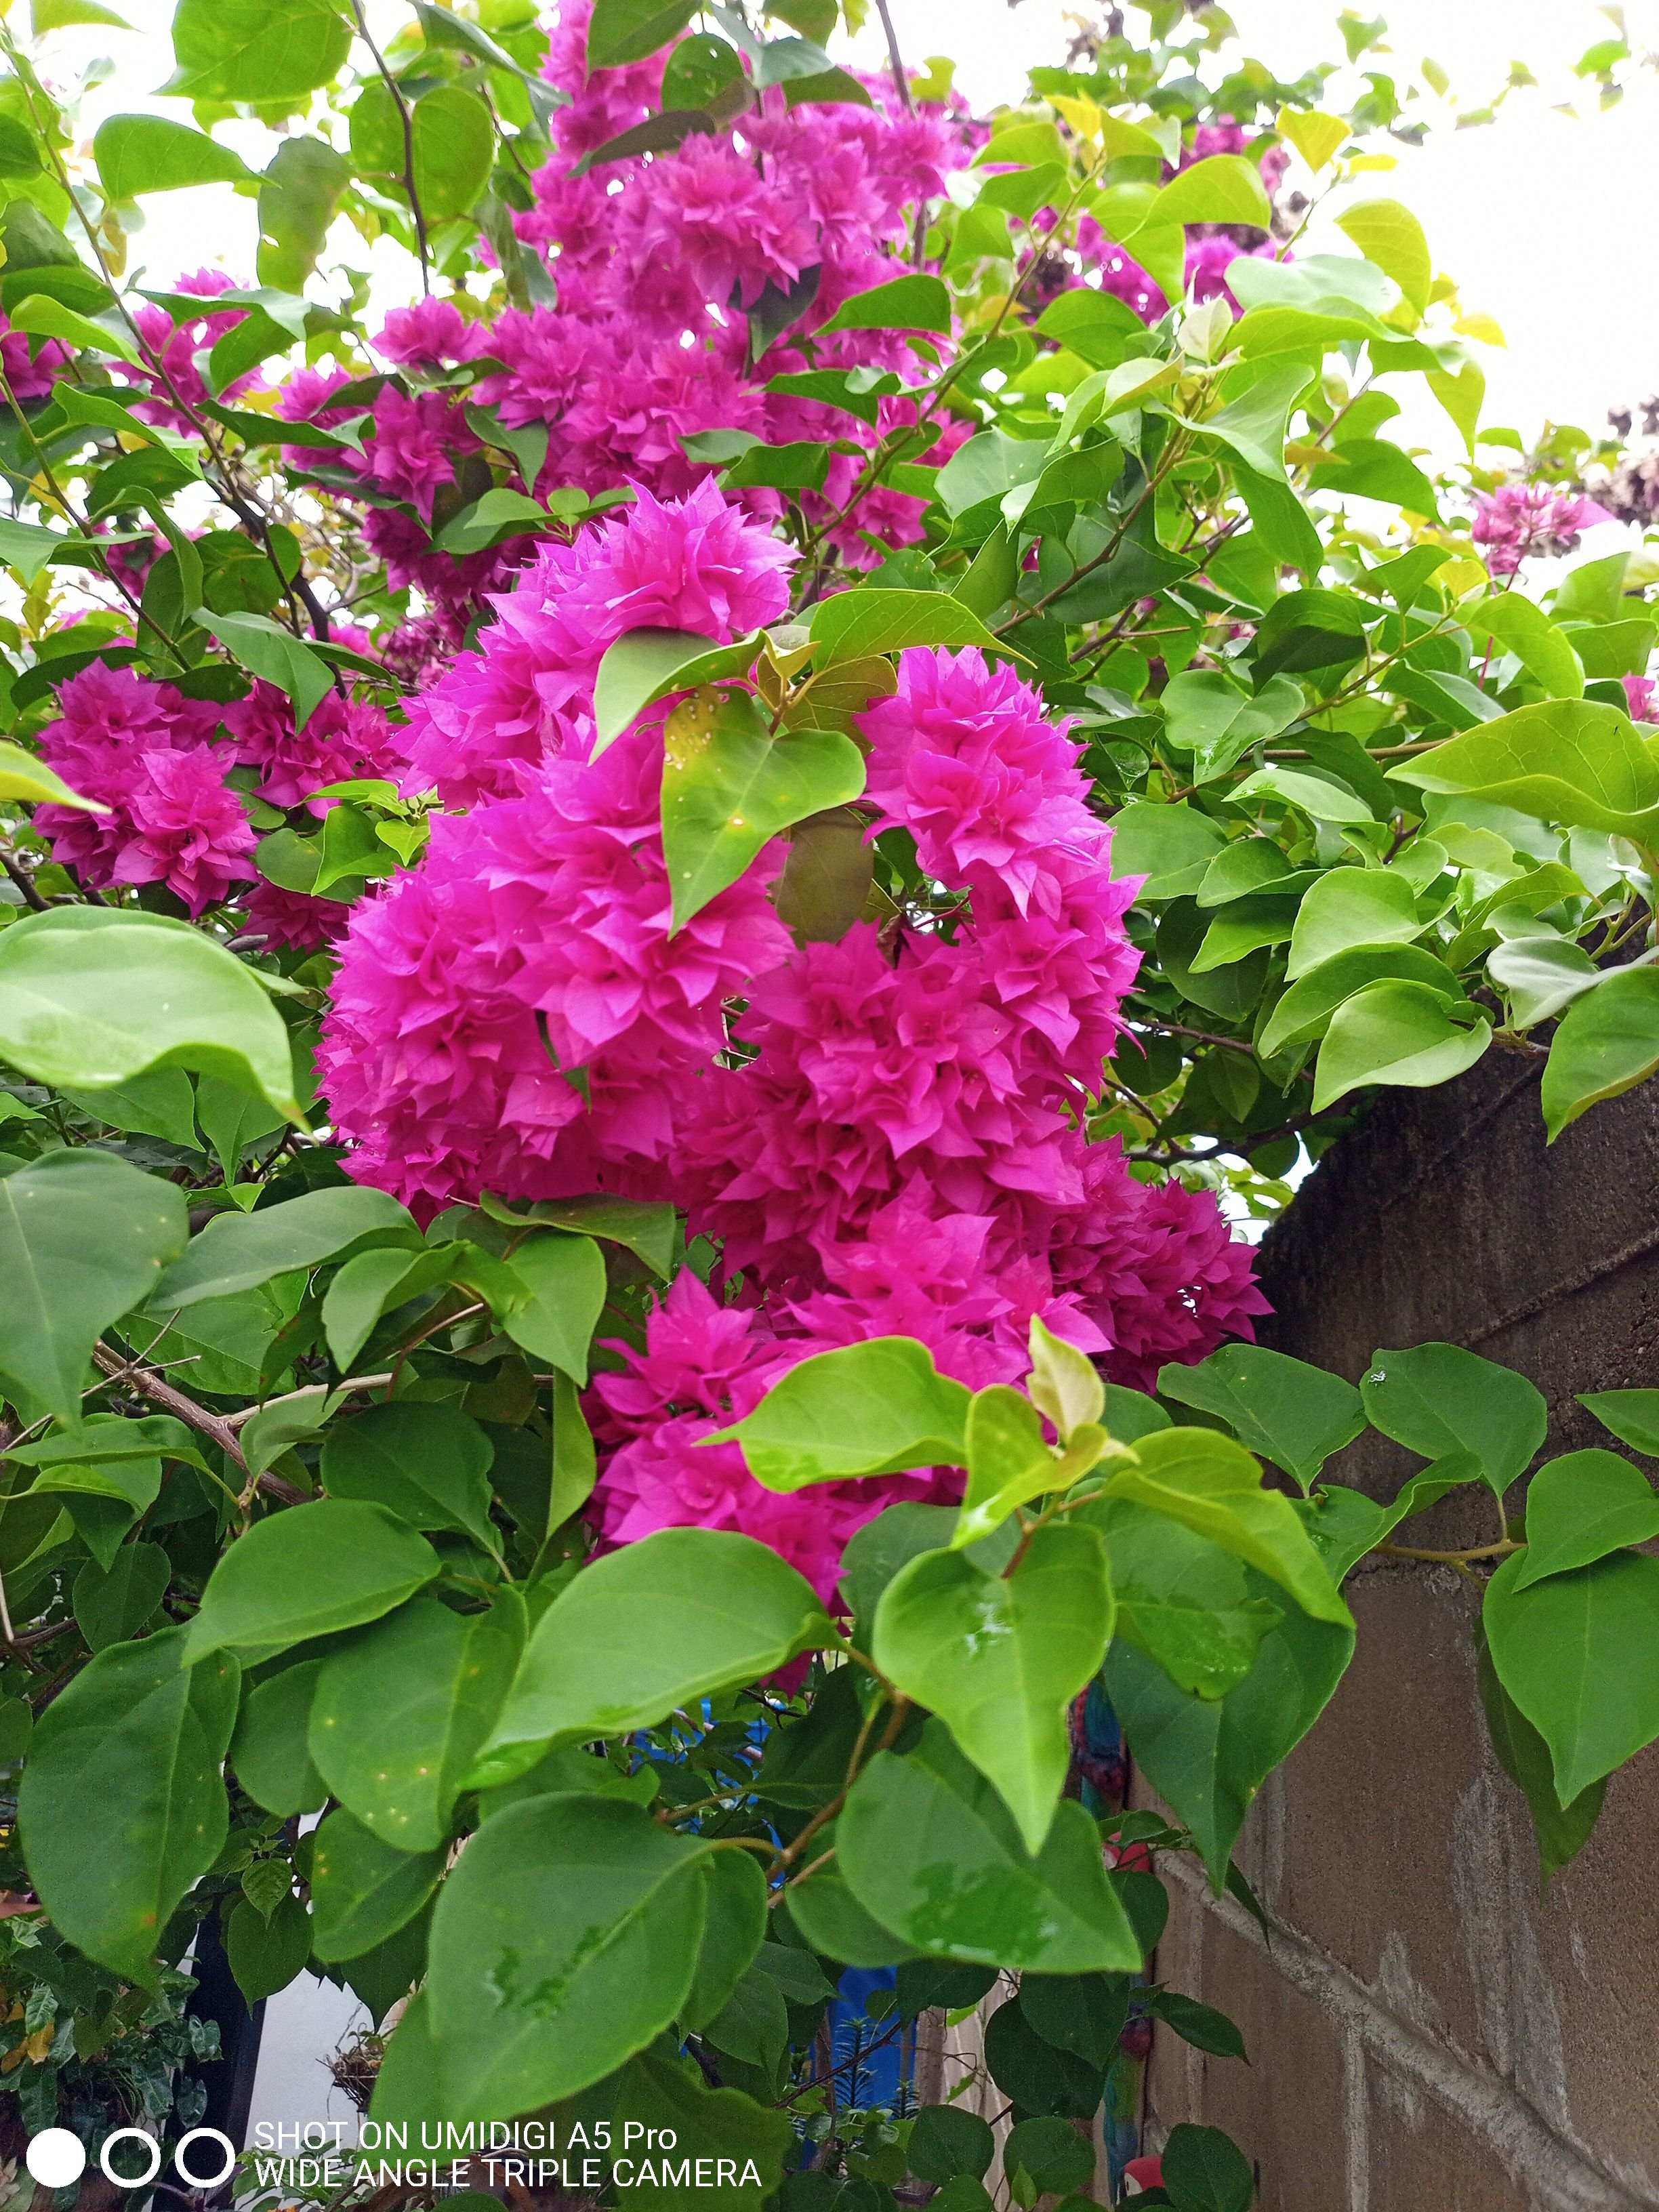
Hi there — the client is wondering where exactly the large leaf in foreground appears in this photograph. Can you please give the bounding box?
[473,1529,834,1776]
[712,1337,971,1490]
[1105,1589,1354,1888]
[838,1722,1141,1971]
[427,1794,710,2116]
[19,1628,239,1983]
[0,1151,187,1422]
[661,688,864,930]
[0,908,299,1114]
[873,1525,1113,1853]
[1484,1549,1659,1805]
[184,1501,441,1663]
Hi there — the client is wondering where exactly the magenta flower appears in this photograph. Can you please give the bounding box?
[224,682,400,814]
[1473,482,1616,575]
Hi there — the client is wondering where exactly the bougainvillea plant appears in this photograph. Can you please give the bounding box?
[0,0,1655,2200]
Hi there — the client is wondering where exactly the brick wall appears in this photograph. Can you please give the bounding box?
[1138,1057,1659,2210]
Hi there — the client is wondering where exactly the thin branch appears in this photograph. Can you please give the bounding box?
[350,0,432,293]
[89,1343,304,1505]
[872,0,914,114]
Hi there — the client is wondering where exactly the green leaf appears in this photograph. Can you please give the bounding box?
[1092,1502,1282,1700]
[73,1542,169,1647]
[660,689,865,930]
[1541,966,1659,1139]
[1163,2123,1255,2212]
[407,85,495,218]
[1361,1343,1546,1502]
[196,609,332,732]
[1004,2118,1099,2197]
[321,1244,451,1372]
[257,135,350,292]
[1157,153,1271,229]
[310,1807,446,1963]
[953,1384,1057,1547]
[1145,1987,1247,2060]
[480,1191,676,1279]
[701,1959,787,2070]
[1513,1450,1659,1591]
[682,1847,768,2033]
[1484,934,1601,1029]
[1456,596,1584,701]
[1098,1429,1350,1625]
[33,0,134,26]
[230,1658,327,1817]
[873,1524,1113,1853]
[18,1628,239,1984]
[94,114,254,199]
[1312,981,1490,1111]
[164,0,352,102]
[1258,945,1459,1057]
[1232,766,1373,823]
[321,1403,497,1551]
[837,1720,1142,1971]
[985,1995,1103,2117]
[475,1529,834,1774]
[1284,867,1423,980]
[0,907,301,1118]
[0,525,77,591]
[611,2051,795,2212]
[428,1794,710,2116]
[783,1843,917,1967]
[1109,800,1227,901]
[712,1337,971,1491]
[818,273,952,337]
[592,627,757,752]
[493,1230,608,1383]
[226,1891,311,2005]
[184,1500,441,1664]
[433,488,553,556]
[1476,1632,1605,1884]
[154,1187,417,1308]
[0,1151,186,1423]
[1485,1549,1659,1804]
[1019,1972,1129,2070]
[1105,1592,1353,1888]
[1156,1346,1365,1494]
[1335,199,1431,315]
[907,2105,995,2184]
[1579,1389,1659,1457]
[43,1449,162,1572]
[585,0,699,69]
[311,1593,523,1850]
[1199,361,1315,485]
[808,588,1017,670]
[7,293,140,365]
[1160,670,1304,783]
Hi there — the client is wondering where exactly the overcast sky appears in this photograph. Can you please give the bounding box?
[47,2,1659,465]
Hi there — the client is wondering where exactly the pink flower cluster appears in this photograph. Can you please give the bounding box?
[1472,481,1616,575]
[321,487,1265,1597]
[35,662,397,931]
[397,476,794,806]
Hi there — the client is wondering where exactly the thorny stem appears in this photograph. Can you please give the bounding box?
[872,0,914,114]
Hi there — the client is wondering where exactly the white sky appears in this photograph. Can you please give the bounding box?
[35,1,1659,468]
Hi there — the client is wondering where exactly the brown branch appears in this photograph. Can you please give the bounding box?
[90,1343,304,1504]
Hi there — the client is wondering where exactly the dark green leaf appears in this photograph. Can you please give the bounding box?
[1162,2122,1255,2212]
[230,1658,327,1817]
[322,1402,497,1551]
[808,588,1015,671]
[0,1151,186,1422]
[18,1628,239,1984]
[1145,1988,1248,2060]
[1542,967,1659,1139]
[226,1892,310,2005]
[154,1187,417,1308]
[1361,1342,1545,1502]
[984,1997,1103,2118]
[818,274,951,336]
[1091,1500,1283,1701]
[310,1592,523,1850]
[1020,1972,1129,2069]
[310,1807,446,1962]
[1514,1449,1659,1589]
[184,1500,441,1663]
[907,2105,994,2184]
[838,1721,1142,1971]
[611,2051,795,2212]
[586,0,698,68]
[682,1847,769,2032]
[73,1542,169,1649]
[427,1794,710,2116]
[1156,1347,1365,1494]
[475,1528,834,1776]
[1003,2116,1097,2194]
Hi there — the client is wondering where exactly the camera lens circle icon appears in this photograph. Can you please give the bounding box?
[173,2130,237,2190]
[25,2130,86,2190]
[99,2129,162,2188]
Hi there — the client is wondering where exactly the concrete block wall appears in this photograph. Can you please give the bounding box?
[1138,1058,1659,2210]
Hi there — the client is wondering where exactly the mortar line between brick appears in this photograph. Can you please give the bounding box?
[1462,1218,1659,1348]
[1159,1853,1659,2212]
